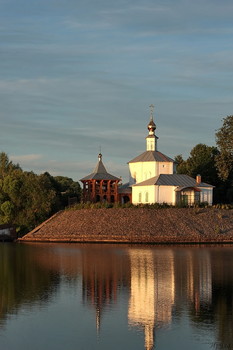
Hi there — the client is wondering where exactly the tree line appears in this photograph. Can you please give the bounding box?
[175,115,233,203]
[0,152,81,235]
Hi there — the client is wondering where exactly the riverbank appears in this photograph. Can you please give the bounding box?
[18,207,233,244]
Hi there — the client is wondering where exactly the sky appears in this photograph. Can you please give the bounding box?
[1,0,233,183]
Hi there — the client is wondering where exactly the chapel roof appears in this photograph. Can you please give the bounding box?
[128,150,174,163]
[80,153,121,182]
[133,174,214,187]
[118,182,132,194]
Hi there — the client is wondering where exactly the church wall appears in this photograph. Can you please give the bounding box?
[129,161,173,185]
[132,185,156,204]
[129,162,156,184]
[157,162,174,176]
[156,185,176,205]
[132,185,176,205]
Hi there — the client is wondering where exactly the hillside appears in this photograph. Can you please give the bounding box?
[19,207,233,244]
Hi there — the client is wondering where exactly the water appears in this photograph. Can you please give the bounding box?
[0,243,233,350]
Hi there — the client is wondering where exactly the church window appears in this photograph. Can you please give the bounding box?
[139,192,142,203]
[145,192,149,202]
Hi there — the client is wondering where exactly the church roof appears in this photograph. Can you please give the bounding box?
[80,154,121,182]
[128,151,174,163]
[133,174,214,187]
[118,182,132,194]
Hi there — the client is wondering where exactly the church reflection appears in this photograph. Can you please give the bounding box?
[72,245,233,350]
[79,246,233,350]
[5,243,233,350]
[128,249,175,350]
[80,246,176,349]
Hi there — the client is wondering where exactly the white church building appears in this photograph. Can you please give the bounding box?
[122,107,214,206]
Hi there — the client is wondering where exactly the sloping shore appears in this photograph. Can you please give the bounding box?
[19,208,233,244]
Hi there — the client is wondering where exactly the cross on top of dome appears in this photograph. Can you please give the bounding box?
[147,104,156,134]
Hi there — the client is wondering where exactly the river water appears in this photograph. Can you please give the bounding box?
[0,243,233,350]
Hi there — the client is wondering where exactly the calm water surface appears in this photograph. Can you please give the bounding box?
[0,243,233,350]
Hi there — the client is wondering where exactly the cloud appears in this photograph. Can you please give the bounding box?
[10,154,43,162]
[58,0,233,36]
[1,0,233,184]
[7,153,129,182]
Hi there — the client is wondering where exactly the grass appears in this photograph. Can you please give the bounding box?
[66,201,233,210]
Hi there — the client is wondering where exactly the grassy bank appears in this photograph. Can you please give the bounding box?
[19,207,233,244]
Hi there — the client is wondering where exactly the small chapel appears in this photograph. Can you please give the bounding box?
[81,107,214,206]
[80,153,121,203]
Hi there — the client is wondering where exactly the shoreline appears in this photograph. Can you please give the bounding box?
[19,207,233,244]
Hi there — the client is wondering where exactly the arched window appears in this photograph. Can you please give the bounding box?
[123,196,130,204]
[133,172,137,183]
[145,192,149,202]
[139,192,142,203]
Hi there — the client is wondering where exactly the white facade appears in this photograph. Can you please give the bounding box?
[133,185,176,205]
[129,161,174,184]
[132,185,156,204]
[132,184,213,205]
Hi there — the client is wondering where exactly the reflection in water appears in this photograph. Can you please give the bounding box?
[1,244,233,350]
[174,249,212,312]
[0,243,60,326]
[81,246,129,332]
[128,249,175,350]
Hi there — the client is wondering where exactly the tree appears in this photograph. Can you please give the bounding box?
[0,152,20,177]
[0,154,56,233]
[174,154,188,174]
[53,176,81,207]
[175,144,219,185]
[215,115,233,182]
[0,169,56,233]
[0,152,81,234]
[42,173,82,209]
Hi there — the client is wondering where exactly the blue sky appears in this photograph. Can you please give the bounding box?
[1,0,233,182]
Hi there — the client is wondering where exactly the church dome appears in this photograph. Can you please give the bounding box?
[147,117,156,133]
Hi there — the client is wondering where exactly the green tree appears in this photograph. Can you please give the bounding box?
[0,153,82,234]
[175,144,219,185]
[215,115,233,182]
[0,154,56,234]
[14,172,56,232]
[0,152,20,177]
[174,154,188,174]
[41,173,82,209]
[53,176,81,207]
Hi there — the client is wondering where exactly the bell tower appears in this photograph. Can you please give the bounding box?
[146,104,158,151]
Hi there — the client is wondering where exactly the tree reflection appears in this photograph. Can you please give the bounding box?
[211,249,233,349]
[81,245,130,331]
[0,243,60,325]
